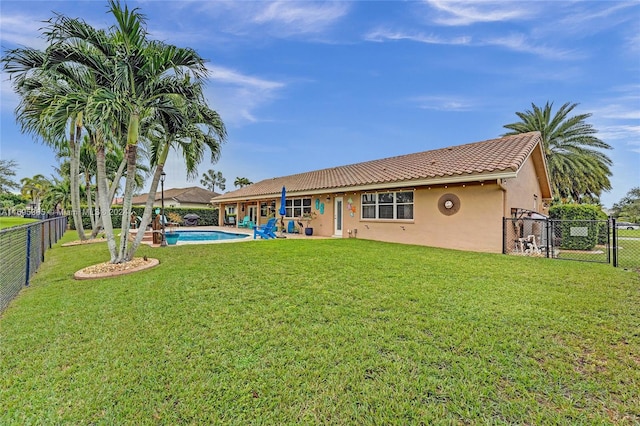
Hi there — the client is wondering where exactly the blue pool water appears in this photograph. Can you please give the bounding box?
[176,230,249,242]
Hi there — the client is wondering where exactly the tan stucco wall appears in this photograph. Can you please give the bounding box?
[219,184,511,252]
[316,185,505,252]
[502,156,549,217]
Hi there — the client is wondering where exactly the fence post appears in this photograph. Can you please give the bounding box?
[544,219,550,258]
[502,218,506,254]
[41,223,46,262]
[611,217,618,267]
[25,227,31,287]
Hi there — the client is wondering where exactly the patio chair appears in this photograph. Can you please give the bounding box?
[287,220,299,234]
[157,215,180,233]
[238,215,254,229]
[224,216,236,227]
[254,218,277,239]
[524,235,541,256]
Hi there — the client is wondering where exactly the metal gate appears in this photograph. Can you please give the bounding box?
[503,217,631,266]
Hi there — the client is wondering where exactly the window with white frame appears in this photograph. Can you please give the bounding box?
[226,206,236,215]
[260,201,275,217]
[285,198,311,218]
[362,191,413,220]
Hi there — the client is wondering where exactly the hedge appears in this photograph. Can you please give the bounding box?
[69,206,219,230]
[549,204,608,250]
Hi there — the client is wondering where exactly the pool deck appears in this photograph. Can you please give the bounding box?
[136,225,329,247]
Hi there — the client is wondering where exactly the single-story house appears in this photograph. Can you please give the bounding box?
[128,186,219,209]
[212,131,552,253]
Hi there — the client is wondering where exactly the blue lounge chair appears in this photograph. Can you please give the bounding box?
[238,215,254,229]
[254,218,277,239]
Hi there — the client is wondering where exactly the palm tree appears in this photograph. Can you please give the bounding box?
[20,174,51,211]
[201,169,226,192]
[2,46,90,238]
[234,177,253,188]
[42,0,212,263]
[0,159,20,193]
[41,175,72,213]
[503,102,612,203]
[128,92,226,257]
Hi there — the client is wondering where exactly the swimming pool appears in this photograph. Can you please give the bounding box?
[175,230,249,243]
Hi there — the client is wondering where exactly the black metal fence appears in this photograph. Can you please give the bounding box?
[0,217,67,313]
[503,217,640,269]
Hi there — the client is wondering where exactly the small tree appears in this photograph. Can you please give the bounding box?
[0,159,20,193]
[612,187,640,223]
[20,174,51,211]
[201,169,226,192]
[234,177,253,188]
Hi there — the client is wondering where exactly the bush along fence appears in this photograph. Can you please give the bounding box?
[503,216,640,269]
[0,216,67,313]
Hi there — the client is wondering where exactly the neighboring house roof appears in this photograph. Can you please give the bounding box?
[213,131,551,202]
[131,186,219,205]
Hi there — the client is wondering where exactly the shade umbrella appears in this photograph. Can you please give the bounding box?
[279,186,286,238]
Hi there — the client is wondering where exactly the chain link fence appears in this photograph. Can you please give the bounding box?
[504,217,640,269]
[614,221,640,269]
[0,216,67,313]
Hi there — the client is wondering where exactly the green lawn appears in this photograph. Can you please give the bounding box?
[617,228,640,238]
[1,234,639,424]
[0,216,38,230]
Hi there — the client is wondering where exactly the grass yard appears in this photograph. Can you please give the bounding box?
[617,229,640,238]
[1,233,639,424]
[0,216,38,230]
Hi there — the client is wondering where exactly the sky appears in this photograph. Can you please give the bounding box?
[1,0,638,208]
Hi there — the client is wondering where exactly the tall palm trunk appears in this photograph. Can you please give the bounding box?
[95,141,117,262]
[115,112,140,263]
[85,175,96,231]
[69,116,86,240]
[90,156,127,238]
[127,142,170,258]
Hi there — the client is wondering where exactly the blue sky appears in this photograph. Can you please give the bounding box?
[1,1,638,208]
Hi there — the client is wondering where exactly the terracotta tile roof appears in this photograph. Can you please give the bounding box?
[130,186,219,205]
[213,132,544,202]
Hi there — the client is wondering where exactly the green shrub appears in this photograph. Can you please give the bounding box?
[69,206,219,230]
[549,204,607,250]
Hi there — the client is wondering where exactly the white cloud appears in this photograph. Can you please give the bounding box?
[252,1,349,35]
[364,28,471,45]
[364,28,573,59]
[187,0,349,39]
[483,33,579,60]
[627,31,640,52]
[205,65,285,125]
[410,95,474,112]
[597,107,640,121]
[555,2,637,33]
[0,12,48,49]
[208,65,284,91]
[596,123,640,142]
[424,0,534,26]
